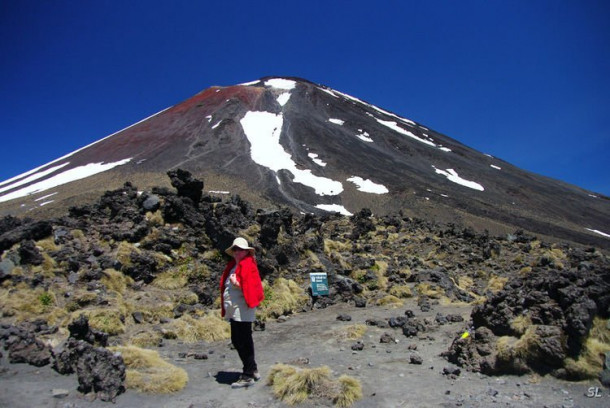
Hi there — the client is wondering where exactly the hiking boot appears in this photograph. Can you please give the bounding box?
[231,374,255,388]
[253,370,261,381]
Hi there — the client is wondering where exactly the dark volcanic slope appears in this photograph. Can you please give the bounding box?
[0,77,608,248]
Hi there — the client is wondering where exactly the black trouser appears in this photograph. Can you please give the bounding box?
[230,320,257,377]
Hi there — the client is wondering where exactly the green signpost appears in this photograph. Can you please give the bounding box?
[309,272,329,296]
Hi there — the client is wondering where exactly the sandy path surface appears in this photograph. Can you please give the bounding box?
[1,300,607,407]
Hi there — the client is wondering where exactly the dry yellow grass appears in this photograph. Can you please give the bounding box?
[332,324,367,341]
[128,330,163,348]
[486,275,508,293]
[510,315,532,336]
[415,283,443,299]
[564,317,610,379]
[0,287,60,321]
[101,268,133,294]
[165,313,230,343]
[388,285,413,298]
[153,267,188,289]
[267,364,362,407]
[35,237,60,252]
[111,346,188,393]
[77,308,126,335]
[259,278,308,320]
[375,295,404,307]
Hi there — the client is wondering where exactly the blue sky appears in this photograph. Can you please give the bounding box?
[1,1,609,195]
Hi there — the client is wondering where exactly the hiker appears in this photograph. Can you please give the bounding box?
[220,237,265,388]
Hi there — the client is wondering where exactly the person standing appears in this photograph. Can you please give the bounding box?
[220,237,265,388]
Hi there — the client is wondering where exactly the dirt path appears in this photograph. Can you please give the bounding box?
[1,300,607,407]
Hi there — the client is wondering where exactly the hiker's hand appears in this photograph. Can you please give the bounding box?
[230,275,241,288]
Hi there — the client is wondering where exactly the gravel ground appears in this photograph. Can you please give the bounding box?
[1,300,608,408]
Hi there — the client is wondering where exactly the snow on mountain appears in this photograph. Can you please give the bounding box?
[0,76,608,248]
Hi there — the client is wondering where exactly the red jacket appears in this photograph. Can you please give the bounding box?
[220,255,265,317]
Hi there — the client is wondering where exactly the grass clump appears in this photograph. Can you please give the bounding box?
[415,283,443,299]
[1,287,58,319]
[259,278,308,320]
[111,346,188,393]
[510,315,532,336]
[76,308,126,335]
[333,324,367,341]
[388,285,412,298]
[486,275,508,293]
[267,364,362,407]
[101,268,133,294]
[165,313,230,343]
[564,317,610,380]
[375,295,403,307]
[153,266,189,289]
[128,330,163,348]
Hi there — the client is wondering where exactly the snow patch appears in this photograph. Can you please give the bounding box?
[240,80,260,86]
[240,111,343,196]
[38,200,54,207]
[0,159,133,203]
[586,228,610,238]
[376,119,436,147]
[277,93,291,106]
[265,78,296,90]
[209,190,230,195]
[35,192,58,201]
[212,121,222,129]
[308,153,327,167]
[329,118,345,125]
[491,164,502,170]
[356,130,373,143]
[432,166,484,191]
[0,163,70,194]
[315,204,353,216]
[347,176,389,194]
[0,107,168,189]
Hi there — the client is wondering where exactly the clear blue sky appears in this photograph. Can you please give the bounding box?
[1,1,609,195]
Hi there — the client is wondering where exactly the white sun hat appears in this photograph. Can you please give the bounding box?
[225,237,255,256]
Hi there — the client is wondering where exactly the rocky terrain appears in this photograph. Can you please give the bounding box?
[1,170,609,407]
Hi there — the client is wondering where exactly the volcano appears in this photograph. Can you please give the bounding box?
[0,77,608,248]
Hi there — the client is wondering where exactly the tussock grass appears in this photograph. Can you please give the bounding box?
[259,278,308,320]
[486,275,508,293]
[333,324,367,341]
[116,241,139,267]
[457,276,473,291]
[176,291,199,305]
[36,237,60,252]
[1,287,59,320]
[564,317,610,379]
[165,313,230,343]
[145,210,164,227]
[153,266,189,289]
[335,375,363,408]
[101,268,133,294]
[66,291,98,312]
[267,364,362,407]
[128,330,163,348]
[388,285,413,298]
[324,238,352,255]
[518,266,533,276]
[415,283,443,299]
[375,295,403,307]
[76,308,126,335]
[111,346,188,393]
[510,315,532,336]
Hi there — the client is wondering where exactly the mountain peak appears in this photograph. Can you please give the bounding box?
[1,78,609,248]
